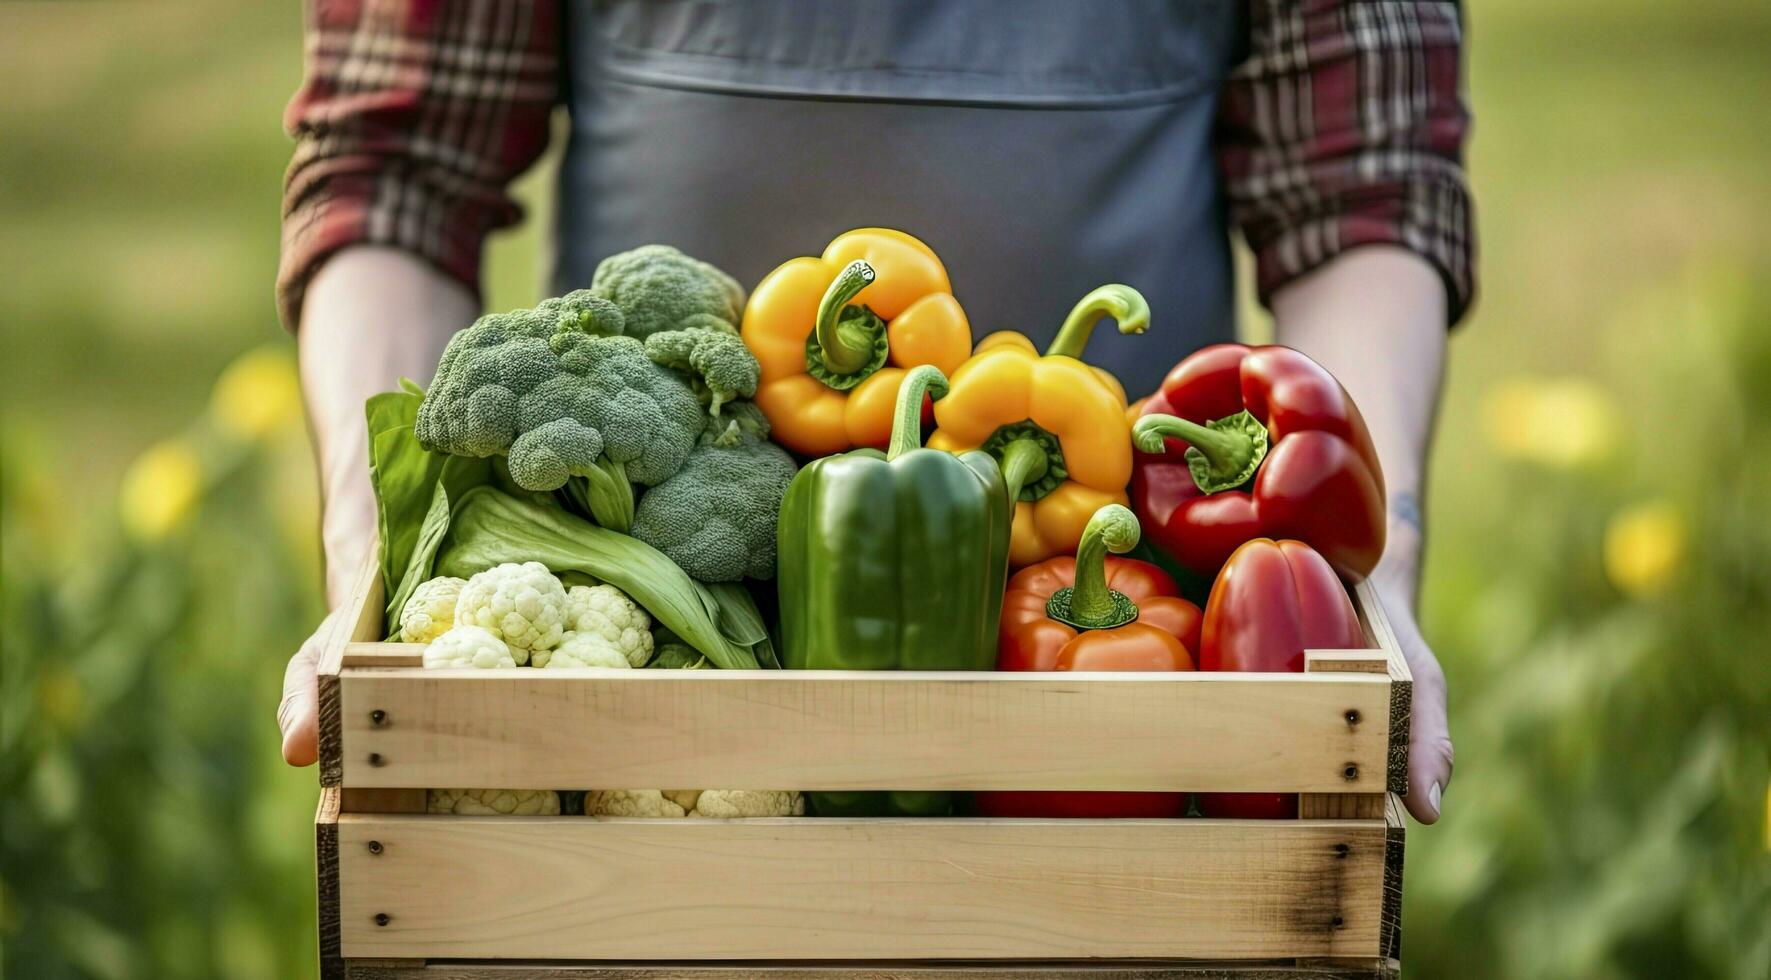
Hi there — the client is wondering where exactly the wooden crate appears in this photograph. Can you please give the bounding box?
[316,555,1411,979]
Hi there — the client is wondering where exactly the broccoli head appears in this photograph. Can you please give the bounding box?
[644,320,760,416]
[629,423,798,582]
[415,299,705,531]
[589,245,746,341]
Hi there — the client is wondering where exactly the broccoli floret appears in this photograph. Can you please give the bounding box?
[535,289,626,337]
[415,300,704,531]
[701,401,772,449]
[629,427,798,582]
[589,245,746,341]
[644,320,760,416]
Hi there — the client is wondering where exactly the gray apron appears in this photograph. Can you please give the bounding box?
[553,0,1242,400]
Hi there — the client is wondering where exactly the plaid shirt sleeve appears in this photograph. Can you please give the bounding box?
[278,0,561,329]
[1218,1,1476,323]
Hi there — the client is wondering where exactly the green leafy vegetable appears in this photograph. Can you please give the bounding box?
[420,486,769,669]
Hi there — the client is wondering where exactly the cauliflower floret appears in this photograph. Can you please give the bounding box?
[422,626,516,669]
[562,584,653,667]
[532,631,633,669]
[398,576,467,643]
[583,789,686,818]
[455,562,568,663]
[427,788,561,815]
[690,790,805,818]
[581,789,803,818]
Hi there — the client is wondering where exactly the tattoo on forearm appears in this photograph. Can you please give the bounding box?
[1391,491,1423,533]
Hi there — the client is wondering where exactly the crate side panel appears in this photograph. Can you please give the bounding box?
[337,817,1386,961]
[339,671,1391,793]
[343,959,1397,978]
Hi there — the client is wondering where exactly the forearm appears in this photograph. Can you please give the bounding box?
[1272,245,1447,611]
[298,246,476,606]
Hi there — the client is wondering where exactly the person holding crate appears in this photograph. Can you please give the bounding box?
[274,0,1472,826]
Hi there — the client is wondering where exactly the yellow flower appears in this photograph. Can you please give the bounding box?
[1482,377,1620,468]
[37,669,86,731]
[118,439,203,541]
[1603,501,1687,598]
[210,346,302,441]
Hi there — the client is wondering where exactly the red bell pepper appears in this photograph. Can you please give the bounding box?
[1131,344,1386,582]
[977,505,1201,819]
[1196,537,1366,819]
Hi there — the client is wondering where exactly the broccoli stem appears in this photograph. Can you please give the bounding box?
[577,458,635,533]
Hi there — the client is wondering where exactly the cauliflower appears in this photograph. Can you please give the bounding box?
[582,789,687,818]
[560,584,653,667]
[582,788,804,818]
[422,626,516,669]
[686,790,805,818]
[455,562,568,663]
[532,631,632,669]
[427,788,561,815]
[398,575,467,643]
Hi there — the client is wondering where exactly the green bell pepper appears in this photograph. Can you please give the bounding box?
[777,364,1014,816]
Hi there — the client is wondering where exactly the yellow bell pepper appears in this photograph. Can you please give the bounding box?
[927,285,1149,567]
[742,229,973,456]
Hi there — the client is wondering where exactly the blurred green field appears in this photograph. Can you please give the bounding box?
[2,1,1767,977]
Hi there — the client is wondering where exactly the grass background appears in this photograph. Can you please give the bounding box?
[3,1,1768,976]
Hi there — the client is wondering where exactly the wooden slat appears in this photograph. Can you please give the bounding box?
[1381,795,1407,961]
[339,668,1391,792]
[1300,644,1391,822]
[317,787,344,980]
[1350,583,1413,798]
[338,816,1386,962]
[320,554,389,788]
[342,958,1399,979]
[1301,651,1390,674]
[345,642,425,668]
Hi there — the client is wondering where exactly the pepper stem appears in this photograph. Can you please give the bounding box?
[982,421,1067,502]
[995,438,1050,505]
[1045,504,1141,631]
[1045,284,1151,360]
[887,365,949,460]
[1132,411,1270,495]
[808,259,891,384]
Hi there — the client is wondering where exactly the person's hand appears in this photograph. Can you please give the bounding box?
[279,607,346,767]
[1369,525,1453,824]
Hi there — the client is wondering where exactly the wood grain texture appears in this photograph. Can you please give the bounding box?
[317,787,343,980]
[1381,795,1407,962]
[337,816,1387,962]
[343,959,1399,979]
[321,555,387,788]
[345,642,425,668]
[338,669,1391,792]
[1297,794,1387,820]
[1350,582,1412,798]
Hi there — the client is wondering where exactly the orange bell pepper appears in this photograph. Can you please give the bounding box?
[741,229,973,456]
[927,284,1148,566]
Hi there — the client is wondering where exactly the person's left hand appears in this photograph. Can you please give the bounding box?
[1370,573,1453,824]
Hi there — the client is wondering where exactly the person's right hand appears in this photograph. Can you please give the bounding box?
[279,607,347,766]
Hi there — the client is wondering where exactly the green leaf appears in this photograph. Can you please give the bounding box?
[365,389,490,601]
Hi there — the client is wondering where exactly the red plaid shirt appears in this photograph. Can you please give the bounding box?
[280,0,1474,328]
